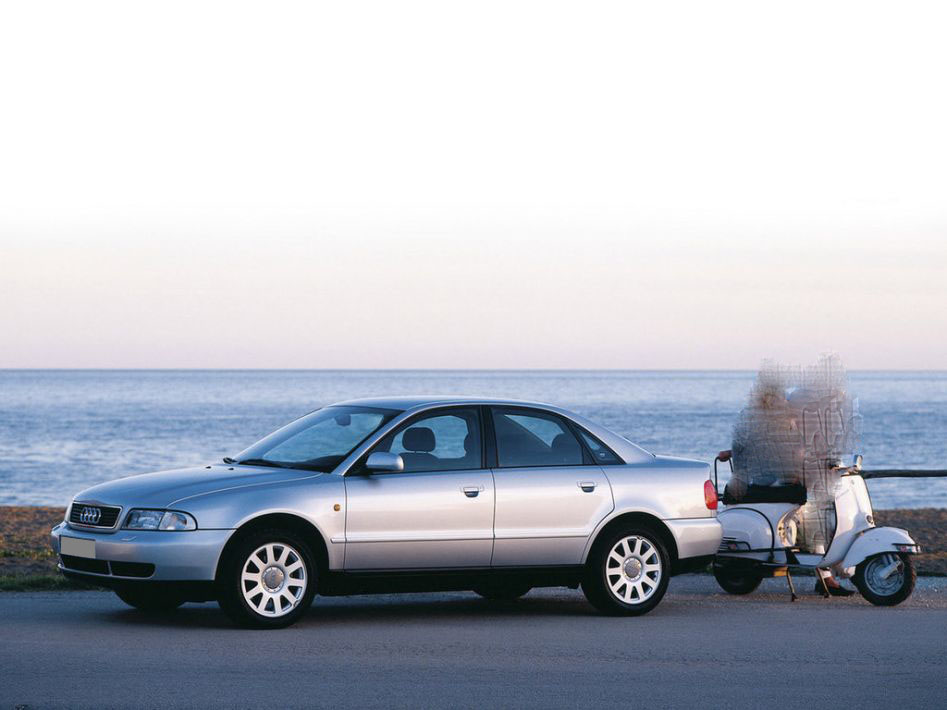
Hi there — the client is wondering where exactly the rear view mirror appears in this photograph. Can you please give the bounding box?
[365,452,404,473]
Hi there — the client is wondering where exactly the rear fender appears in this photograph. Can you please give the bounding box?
[841,526,918,570]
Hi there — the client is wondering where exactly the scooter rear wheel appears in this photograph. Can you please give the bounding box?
[713,561,763,595]
[853,552,915,606]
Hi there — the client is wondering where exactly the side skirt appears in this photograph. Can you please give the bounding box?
[318,566,584,596]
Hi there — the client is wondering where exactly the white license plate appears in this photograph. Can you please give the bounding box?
[61,536,96,559]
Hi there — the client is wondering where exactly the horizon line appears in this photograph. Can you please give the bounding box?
[2,367,946,373]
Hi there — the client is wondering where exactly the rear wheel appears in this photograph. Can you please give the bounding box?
[582,526,669,616]
[217,528,317,628]
[115,587,185,612]
[853,552,915,606]
[713,561,763,595]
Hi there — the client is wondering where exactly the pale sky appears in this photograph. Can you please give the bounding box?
[1,1,945,369]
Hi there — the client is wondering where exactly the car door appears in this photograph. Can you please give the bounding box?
[343,406,495,570]
[489,406,614,566]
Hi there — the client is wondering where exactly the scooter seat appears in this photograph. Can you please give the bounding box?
[723,483,807,505]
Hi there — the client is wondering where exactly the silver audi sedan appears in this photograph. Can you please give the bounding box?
[50,397,722,628]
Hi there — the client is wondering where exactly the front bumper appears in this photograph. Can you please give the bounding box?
[50,522,233,582]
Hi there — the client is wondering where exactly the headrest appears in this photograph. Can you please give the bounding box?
[403,427,435,453]
[551,433,576,453]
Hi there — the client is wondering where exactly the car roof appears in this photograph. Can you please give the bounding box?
[332,395,559,411]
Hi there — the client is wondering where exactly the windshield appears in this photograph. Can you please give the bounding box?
[234,405,398,472]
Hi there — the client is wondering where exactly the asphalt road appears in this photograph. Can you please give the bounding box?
[2,576,946,709]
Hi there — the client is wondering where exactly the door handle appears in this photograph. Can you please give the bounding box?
[578,481,597,492]
[463,486,481,498]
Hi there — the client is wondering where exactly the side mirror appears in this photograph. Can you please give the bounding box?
[853,454,863,471]
[364,452,404,473]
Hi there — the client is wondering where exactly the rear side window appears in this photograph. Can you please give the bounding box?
[492,408,583,467]
[577,429,623,464]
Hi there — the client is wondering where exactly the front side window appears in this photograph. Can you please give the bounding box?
[492,408,583,467]
[372,407,482,473]
[235,406,397,471]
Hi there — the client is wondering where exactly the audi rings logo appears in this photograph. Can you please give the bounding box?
[79,506,102,525]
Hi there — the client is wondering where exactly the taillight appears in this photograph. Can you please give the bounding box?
[704,479,718,510]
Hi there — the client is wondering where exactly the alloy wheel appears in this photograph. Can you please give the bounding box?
[241,542,308,617]
[605,535,663,605]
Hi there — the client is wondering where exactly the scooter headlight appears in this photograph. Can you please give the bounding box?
[894,543,920,553]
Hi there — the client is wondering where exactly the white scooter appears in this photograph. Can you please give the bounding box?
[712,451,920,605]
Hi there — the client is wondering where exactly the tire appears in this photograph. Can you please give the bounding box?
[216,528,317,629]
[713,561,763,595]
[115,587,185,612]
[582,525,670,616]
[473,583,532,601]
[853,552,916,607]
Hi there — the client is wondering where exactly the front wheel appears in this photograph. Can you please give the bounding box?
[582,526,670,616]
[853,552,915,606]
[217,528,317,629]
[713,561,763,595]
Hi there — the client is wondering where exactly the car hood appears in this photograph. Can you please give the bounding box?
[71,464,320,510]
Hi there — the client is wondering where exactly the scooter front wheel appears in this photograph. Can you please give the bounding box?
[713,560,763,595]
[853,552,915,606]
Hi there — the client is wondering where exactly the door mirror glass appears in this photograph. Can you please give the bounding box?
[365,452,404,473]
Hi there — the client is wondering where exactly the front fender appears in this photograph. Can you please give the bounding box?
[841,526,917,570]
[176,475,346,570]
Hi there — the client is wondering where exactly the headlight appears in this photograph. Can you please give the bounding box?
[124,509,197,531]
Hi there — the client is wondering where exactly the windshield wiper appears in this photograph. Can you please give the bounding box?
[237,458,292,469]
[222,457,237,464]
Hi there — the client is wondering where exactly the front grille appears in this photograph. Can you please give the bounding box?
[69,503,121,528]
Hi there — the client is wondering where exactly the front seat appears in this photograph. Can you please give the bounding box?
[400,426,438,470]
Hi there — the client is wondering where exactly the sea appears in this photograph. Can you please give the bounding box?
[1,370,945,509]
